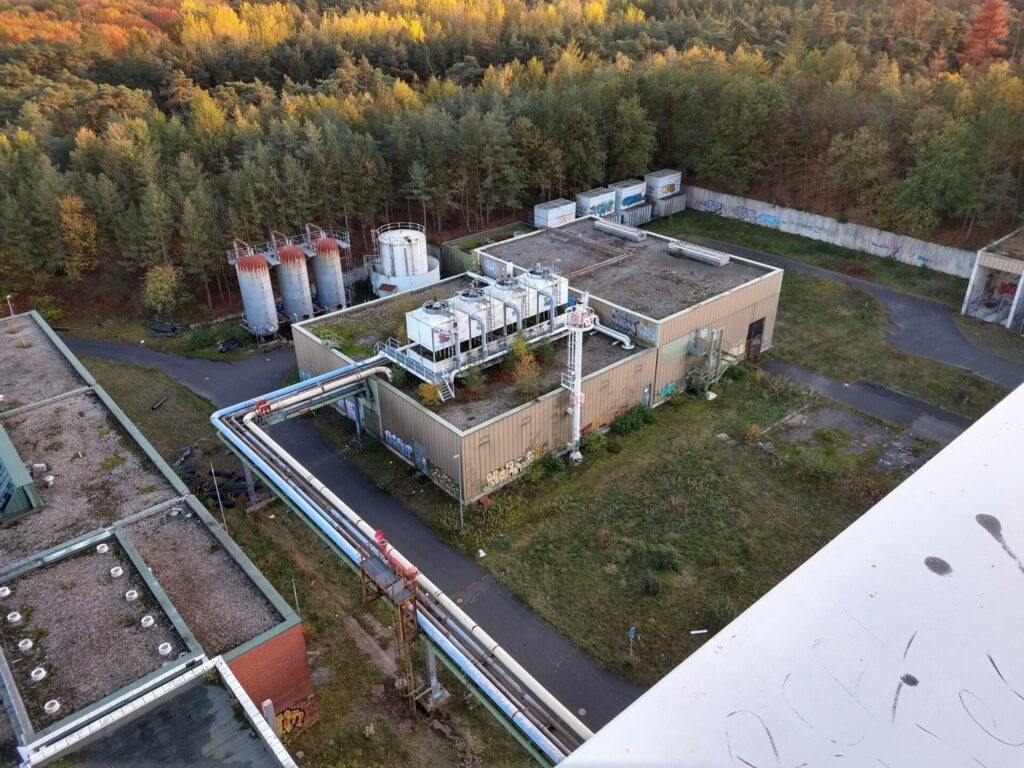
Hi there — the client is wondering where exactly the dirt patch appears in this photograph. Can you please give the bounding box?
[0,543,185,731]
[0,392,177,568]
[126,510,280,657]
[0,317,83,413]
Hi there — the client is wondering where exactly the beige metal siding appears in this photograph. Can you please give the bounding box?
[461,348,657,498]
[980,252,1024,276]
[293,327,350,377]
[375,381,463,494]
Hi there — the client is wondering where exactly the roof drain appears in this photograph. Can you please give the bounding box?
[17,639,32,652]
[96,543,109,554]
[31,667,46,682]
[125,589,139,602]
[140,615,155,628]
[43,700,60,716]
[157,642,172,656]
[0,586,10,598]
[109,566,123,578]
[7,611,21,624]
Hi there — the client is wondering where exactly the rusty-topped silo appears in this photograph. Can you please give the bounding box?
[277,245,314,321]
[312,237,346,311]
[235,254,279,337]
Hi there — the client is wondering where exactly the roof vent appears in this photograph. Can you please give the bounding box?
[43,700,60,716]
[158,642,173,656]
[43,475,54,488]
[30,667,46,682]
[423,300,451,315]
[0,586,10,599]
[110,566,123,578]
[18,639,32,652]
[140,615,155,628]
[7,611,21,624]
[31,463,48,477]
[96,544,109,554]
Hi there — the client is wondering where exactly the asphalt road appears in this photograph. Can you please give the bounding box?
[692,236,1024,390]
[64,336,644,730]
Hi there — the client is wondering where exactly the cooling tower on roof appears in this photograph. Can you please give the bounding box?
[234,254,279,337]
[369,222,441,298]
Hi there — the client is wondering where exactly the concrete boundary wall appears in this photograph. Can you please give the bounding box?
[685,186,975,278]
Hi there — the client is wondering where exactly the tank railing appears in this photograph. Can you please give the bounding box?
[226,228,351,265]
[374,221,426,241]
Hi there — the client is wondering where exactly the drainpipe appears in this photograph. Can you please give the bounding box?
[536,288,556,332]
[592,316,635,349]
[467,312,488,355]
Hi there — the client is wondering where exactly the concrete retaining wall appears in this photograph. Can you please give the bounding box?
[685,186,975,278]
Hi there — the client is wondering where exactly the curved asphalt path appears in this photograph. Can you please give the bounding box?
[692,236,1024,390]
[64,336,643,730]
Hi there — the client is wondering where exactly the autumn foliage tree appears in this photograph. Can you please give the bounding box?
[58,195,101,282]
[958,0,1010,69]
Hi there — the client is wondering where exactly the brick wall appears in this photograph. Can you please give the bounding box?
[228,623,319,736]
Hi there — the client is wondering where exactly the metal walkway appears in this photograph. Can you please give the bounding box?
[210,359,592,765]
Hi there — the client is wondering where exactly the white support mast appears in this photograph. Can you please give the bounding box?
[562,294,595,463]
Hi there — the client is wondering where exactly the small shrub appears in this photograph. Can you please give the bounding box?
[230,327,253,345]
[579,430,606,454]
[595,527,612,550]
[741,423,763,443]
[611,404,654,436]
[461,365,486,394]
[649,544,680,572]
[100,454,126,471]
[723,364,747,382]
[642,572,662,597]
[185,327,217,352]
[812,427,851,449]
[418,383,443,410]
[606,439,622,454]
[537,451,564,474]
[389,365,407,386]
[533,336,557,365]
[705,594,739,629]
[515,374,540,401]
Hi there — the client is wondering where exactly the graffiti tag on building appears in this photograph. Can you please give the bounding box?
[871,241,902,258]
[383,429,414,460]
[610,308,656,343]
[757,213,782,228]
[485,450,536,488]
[659,381,679,398]
[431,464,459,497]
[276,708,305,735]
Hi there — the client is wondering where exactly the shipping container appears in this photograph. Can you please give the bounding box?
[610,180,647,211]
[645,170,683,200]
[576,188,616,218]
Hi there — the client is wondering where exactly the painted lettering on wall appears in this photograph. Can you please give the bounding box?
[276,708,306,735]
[659,381,679,398]
[610,307,656,343]
[700,199,724,216]
[730,205,757,223]
[485,450,537,489]
[383,429,414,461]
[430,465,459,497]
[757,213,782,228]
[871,241,902,258]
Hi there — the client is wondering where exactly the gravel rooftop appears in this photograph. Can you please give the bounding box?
[0,542,185,732]
[0,318,83,413]
[0,392,177,569]
[126,510,280,656]
[480,218,770,319]
[399,332,642,430]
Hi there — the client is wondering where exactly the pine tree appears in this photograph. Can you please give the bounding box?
[958,0,1010,69]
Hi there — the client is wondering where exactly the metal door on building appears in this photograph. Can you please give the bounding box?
[413,441,429,475]
[642,385,652,408]
[746,318,765,360]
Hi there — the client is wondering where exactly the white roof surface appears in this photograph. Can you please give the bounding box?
[565,385,1024,768]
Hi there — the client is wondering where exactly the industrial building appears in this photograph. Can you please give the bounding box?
[0,312,313,767]
[962,227,1024,330]
[292,215,781,503]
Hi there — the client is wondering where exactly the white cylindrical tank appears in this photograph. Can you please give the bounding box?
[312,237,346,310]
[377,225,428,277]
[277,245,314,321]
[235,254,279,337]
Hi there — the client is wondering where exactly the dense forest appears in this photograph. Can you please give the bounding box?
[0,0,1022,317]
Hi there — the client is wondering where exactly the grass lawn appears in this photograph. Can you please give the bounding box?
[83,358,531,768]
[68,316,257,361]
[953,314,1024,366]
[321,372,894,688]
[774,272,1007,419]
[648,210,967,309]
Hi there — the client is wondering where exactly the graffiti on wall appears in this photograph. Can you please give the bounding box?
[701,199,724,216]
[871,241,902,258]
[659,381,679,398]
[383,429,414,461]
[276,708,306,735]
[757,213,782,228]
[730,205,757,223]
[610,307,656,343]
[431,464,459,497]
[485,450,537,489]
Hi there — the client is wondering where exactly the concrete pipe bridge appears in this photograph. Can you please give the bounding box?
[210,359,592,765]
